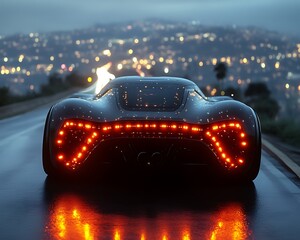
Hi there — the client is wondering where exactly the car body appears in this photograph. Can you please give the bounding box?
[43,76,261,181]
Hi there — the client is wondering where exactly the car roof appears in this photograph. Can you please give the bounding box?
[106,76,197,88]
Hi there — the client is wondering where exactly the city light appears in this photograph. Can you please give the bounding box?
[18,55,25,63]
[212,58,218,65]
[0,20,300,110]
[241,58,248,64]
[211,88,217,96]
[102,49,111,57]
[117,63,123,70]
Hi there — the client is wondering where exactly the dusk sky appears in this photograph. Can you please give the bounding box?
[1,0,300,37]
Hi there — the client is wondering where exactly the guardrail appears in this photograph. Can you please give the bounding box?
[262,138,300,178]
[0,89,79,120]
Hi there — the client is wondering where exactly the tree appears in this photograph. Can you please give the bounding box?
[65,71,87,87]
[244,82,270,98]
[0,86,10,106]
[214,62,227,93]
[244,82,279,119]
[40,72,65,95]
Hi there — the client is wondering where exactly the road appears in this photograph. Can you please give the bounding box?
[0,105,300,240]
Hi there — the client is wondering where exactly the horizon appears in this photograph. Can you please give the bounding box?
[1,0,300,38]
[1,19,295,39]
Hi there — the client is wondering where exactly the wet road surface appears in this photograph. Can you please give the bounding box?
[0,106,300,240]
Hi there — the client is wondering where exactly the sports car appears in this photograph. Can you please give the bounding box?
[43,76,261,181]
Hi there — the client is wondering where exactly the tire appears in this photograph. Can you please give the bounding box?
[243,113,262,181]
[42,108,54,176]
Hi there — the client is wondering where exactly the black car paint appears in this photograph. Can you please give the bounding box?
[43,77,261,180]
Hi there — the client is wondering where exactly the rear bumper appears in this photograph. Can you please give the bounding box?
[49,119,258,178]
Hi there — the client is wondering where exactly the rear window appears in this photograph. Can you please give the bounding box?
[118,82,185,111]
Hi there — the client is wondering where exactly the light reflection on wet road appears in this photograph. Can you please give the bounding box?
[45,198,249,239]
[43,181,255,240]
[0,106,300,240]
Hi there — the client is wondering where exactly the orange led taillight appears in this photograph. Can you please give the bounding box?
[54,120,248,170]
[205,122,248,169]
[55,121,100,170]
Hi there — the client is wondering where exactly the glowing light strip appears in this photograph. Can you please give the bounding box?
[55,120,248,170]
[205,122,247,169]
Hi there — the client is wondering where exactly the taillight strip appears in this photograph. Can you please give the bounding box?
[205,122,247,169]
[55,120,248,170]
